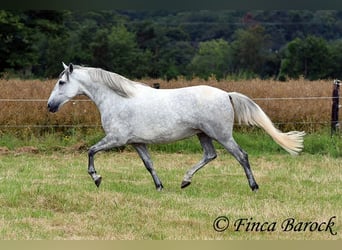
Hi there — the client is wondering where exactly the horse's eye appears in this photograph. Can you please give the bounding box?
[59,80,66,85]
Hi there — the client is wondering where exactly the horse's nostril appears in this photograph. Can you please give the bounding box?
[47,102,57,112]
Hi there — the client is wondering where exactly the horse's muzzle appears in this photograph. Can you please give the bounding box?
[47,102,59,113]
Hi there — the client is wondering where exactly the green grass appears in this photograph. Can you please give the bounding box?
[0,130,341,239]
[0,151,341,239]
[1,128,341,157]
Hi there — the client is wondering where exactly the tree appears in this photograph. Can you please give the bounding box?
[60,12,152,79]
[279,35,331,80]
[3,10,342,80]
[132,22,195,79]
[131,21,166,78]
[329,39,342,79]
[106,25,152,78]
[231,25,271,76]
[189,39,232,79]
[0,11,35,76]
[158,27,195,80]
[25,10,69,77]
[159,41,195,80]
[0,10,70,78]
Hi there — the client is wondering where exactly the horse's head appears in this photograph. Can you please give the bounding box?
[47,62,81,113]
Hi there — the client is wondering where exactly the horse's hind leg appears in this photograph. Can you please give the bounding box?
[218,137,259,191]
[181,133,217,189]
[133,143,164,191]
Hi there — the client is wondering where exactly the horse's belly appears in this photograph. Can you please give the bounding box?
[129,126,200,144]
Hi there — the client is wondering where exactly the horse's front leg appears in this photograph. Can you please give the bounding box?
[88,134,122,187]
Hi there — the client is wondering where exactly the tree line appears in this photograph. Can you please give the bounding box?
[2,10,342,80]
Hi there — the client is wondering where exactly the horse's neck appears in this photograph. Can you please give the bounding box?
[81,80,123,114]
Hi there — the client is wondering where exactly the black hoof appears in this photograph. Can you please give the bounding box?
[156,183,164,191]
[94,176,102,188]
[251,183,259,192]
[181,180,191,189]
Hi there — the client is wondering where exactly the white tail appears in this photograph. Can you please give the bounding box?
[228,92,306,155]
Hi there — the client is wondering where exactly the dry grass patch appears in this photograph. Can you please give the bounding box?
[0,77,337,135]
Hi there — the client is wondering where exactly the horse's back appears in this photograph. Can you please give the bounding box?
[137,84,235,132]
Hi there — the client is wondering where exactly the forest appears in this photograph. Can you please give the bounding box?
[2,10,342,80]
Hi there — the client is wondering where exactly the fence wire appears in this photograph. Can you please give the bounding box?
[0,96,340,129]
[1,96,340,102]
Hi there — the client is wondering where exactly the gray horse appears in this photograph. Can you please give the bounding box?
[47,63,305,191]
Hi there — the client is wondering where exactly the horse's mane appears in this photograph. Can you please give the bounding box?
[75,65,137,98]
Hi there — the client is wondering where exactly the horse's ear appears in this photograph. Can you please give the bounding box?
[62,62,68,69]
[69,63,73,74]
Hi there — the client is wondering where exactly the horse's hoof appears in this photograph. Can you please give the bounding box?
[181,180,191,189]
[251,183,259,192]
[156,183,164,191]
[94,176,102,188]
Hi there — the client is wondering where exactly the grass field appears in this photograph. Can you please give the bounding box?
[0,133,341,240]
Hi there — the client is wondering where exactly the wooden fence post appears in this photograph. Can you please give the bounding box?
[331,79,341,136]
[153,83,160,89]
